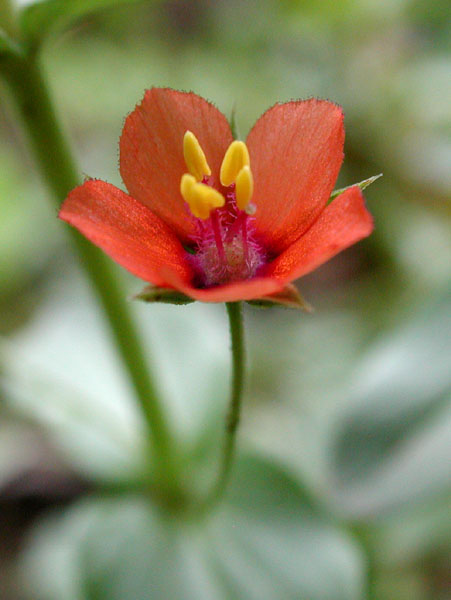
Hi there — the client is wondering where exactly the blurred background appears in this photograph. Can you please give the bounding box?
[0,1,450,599]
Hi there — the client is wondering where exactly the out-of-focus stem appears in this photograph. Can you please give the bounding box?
[1,52,179,500]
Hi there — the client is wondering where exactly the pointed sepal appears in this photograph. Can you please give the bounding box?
[132,285,195,305]
[247,284,313,311]
[229,103,241,140]
[330,173,382,201]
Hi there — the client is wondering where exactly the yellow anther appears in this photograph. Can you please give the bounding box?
[180,173,225,220]
[180,173,196,199]
[235,165,253,210]
[220,140,250,187]
[183,131,211,181]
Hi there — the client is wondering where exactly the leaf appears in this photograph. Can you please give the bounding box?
[330,174,383,201]
[0,338,146,483]
[329,288,451,518]
[247,283,313,310]
[1,270,229,475]
[370,495,451,567]
[20,455,366,600]
[0,27,22,56]
[19,0,150,49]
[132,284,195,305]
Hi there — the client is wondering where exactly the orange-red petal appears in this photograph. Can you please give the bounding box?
[120,88,233,243]
[266,186,373,283]
[59,180,192,287]
[161,268,285,303]
[246,99,345,254]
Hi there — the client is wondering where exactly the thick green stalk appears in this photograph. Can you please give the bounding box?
[204,301,245,508]
[1,52,178,497]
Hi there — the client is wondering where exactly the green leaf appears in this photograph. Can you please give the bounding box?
[19,0,151,49]
[21,455,366,600]
[370,495,451,567]
[329,288,451,517]
[330,173,383,201]
[0,26,22,56]
[132,284,195,305]
[0,337,147,483]
[1,271,229,475]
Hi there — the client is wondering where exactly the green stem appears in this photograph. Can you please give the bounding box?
[1,52,179,498]
[351,524,378,600]
[205,301,245,508]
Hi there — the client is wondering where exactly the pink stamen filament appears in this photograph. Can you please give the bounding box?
[225,210,247,242]
[210,209,226,263]
[241,216,249,264]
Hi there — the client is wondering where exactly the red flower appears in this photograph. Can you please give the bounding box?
[59,88,373,304]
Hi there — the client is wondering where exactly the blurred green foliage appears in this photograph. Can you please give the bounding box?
[0,0,450,599]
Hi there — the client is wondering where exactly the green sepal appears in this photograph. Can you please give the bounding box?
[132,285,195,305]
[247,284,313,311]
[330,173,382,201]
[229,103,241,140]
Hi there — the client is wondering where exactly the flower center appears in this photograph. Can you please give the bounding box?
[180,131,264,287]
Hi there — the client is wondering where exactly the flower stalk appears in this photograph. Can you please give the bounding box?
[0,51,179,500]
[204,301,245,508]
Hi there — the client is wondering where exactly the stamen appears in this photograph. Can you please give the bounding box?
[179,132,263,288]
[210,209,226,262]
[235,165,253,210]
[220,140,250,187]
[183,131,211,181]
[241,216,249,263]
[180,173,196,199]
[180,173,225,220]
[225,210,246,242]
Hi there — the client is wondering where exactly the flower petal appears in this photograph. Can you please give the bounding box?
[161,268,285,303]
[246,99,345,254]
[266,186,373,283]
[59,180,192,287]
[120,88,233,242]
